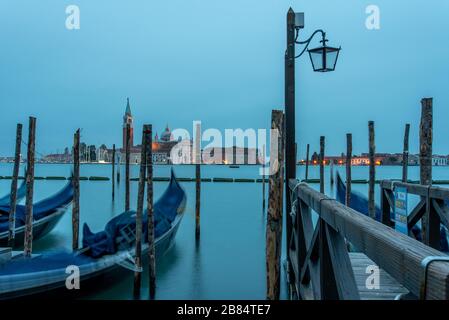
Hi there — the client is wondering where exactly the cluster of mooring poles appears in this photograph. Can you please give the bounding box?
[300,98,431,224]
[5,118,166,300]
[119,122,202,297]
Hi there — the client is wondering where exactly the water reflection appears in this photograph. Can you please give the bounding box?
[0,164,446,299]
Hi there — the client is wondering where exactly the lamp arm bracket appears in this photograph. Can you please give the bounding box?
[293,29,325,59]
[295,29,325,45]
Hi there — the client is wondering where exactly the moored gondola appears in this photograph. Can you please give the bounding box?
[0,181,73,247]
[0,180,27,207]
[0,170,186,299]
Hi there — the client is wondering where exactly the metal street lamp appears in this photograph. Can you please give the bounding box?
[307,33,341,72]
[294,26,341,72]
[284,9,341,297]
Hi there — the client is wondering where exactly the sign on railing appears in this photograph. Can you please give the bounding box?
[394,187,408,235]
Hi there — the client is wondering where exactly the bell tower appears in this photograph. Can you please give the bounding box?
[122,97,134,149]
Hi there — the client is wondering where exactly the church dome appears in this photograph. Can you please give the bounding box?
[160,125,173,142]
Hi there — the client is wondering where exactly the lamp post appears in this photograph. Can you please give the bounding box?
[284,8,341,293]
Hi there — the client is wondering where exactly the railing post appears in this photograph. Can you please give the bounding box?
[266,110,284,300]
[8,123,22,248]
[319,221,339,300]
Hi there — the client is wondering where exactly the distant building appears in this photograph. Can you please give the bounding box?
[97,144,109,162]
[310,152,319,164]
[64,147,70,159]
[202,146,260,165]
[351,157,370,166]
[323,156,345,165]
[0,157,22,163]
[298,153,387,166]
[152,125,181,164]
[118,122,192,164]
[42,147,71,163]
[42,153,70,163]
[79,143,88,162]
[88,145,97,162]
[408,154,419,165]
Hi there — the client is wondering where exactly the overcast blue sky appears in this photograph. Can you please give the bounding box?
[0,0,448,157]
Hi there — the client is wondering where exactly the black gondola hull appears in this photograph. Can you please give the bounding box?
[1,213,183,299]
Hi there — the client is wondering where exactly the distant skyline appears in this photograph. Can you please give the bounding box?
[1,1,449,158]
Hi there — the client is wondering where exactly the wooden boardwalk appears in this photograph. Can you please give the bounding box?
[350,252,408,300]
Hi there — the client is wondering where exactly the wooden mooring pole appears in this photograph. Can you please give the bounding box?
[117,155,121,183]
[345,133,352,207]
[125,124,131,211]
[266,110,284,300]
[284,8,296,274]
[112,144,115,200]
[8,123,22,247]
[23,117,36,257]
[420,98,435,246]
[72,129,80,251]
[305,143,310,181]
[262,144,266,214]
[146,125,156,299]
[368,121,376,219]
[319,136,325,194]
[195,122,201,240]
[330,161,334,186]
[402,124,410,183]
[134,125,149,298]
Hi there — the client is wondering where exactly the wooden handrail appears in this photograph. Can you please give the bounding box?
[380,179,449,249]
[380,180,449,200]
[289,179,449,300]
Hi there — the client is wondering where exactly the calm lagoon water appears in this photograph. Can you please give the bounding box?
[0,163,448,299]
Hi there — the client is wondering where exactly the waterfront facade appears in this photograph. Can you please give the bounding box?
[298,153,447,166]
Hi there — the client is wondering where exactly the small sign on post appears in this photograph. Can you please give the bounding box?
[394,187,408,235]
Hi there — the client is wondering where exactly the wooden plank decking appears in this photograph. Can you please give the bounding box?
[350,252,408,300]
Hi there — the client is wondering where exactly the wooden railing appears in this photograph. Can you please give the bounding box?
[287,179,449,300]
[380,180,449,250]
